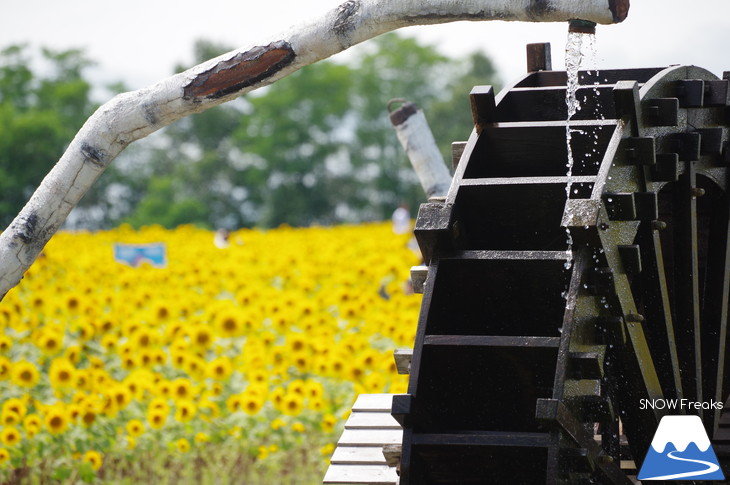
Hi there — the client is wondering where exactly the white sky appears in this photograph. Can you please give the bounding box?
[2,0,729,98]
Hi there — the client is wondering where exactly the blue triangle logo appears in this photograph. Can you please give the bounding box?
[638,415,725,481]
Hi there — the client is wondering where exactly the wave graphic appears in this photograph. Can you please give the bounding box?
[640,450,721,480]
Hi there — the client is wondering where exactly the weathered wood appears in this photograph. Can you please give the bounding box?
[323,464,398,485]
[345,412,402,430]
[393,348,412,375]
[470,85,497,129]
[325,393,404,485]
[423,335,561,348]
[526,42,552,72]
[409,265,427,294]
[451,141,467,171]
[338,429,404,447]
[382,444,402,468]
[410,431,552,447]
[351,394,395,413]
[331,446,389,465]
[390,101,451,198]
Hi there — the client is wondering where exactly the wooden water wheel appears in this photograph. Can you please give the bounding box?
[393,52,730,484]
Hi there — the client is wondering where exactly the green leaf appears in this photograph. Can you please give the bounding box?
[78,462,97,483]
[52,466,72,481]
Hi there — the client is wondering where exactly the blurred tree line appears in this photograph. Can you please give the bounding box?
[0,34,499,230]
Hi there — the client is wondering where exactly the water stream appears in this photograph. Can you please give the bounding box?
[563,31,597,271]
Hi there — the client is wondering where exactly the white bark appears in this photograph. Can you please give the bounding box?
[390,101,452,198]
[0,0,628,299]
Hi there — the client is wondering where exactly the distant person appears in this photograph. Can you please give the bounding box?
[392,204,411,235]
[214,228,230,249]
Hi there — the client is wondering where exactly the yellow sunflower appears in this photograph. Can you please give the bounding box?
[10,360,39,388]
[241,393,264,416]
[0,426,21,447]
[183,355,206,380]
[126,419,144,437]
[44,405,69,435]
[80,408,96,427]
[147,408,167,430]
[281,393,304,417]
[190,325,213,349]
[0,447,9,465]
[271,418,286,431]
[22,414,41,432]
[207,357,232,381]
[176,438,190,454]
[83,450,103,471]
[149,397,169,413]
[49,358,76,389]
[2,398,26,419]
[321,413,338,433]
[214,310,242,338]
[0,411,20,427]
[0,335,12,353]
[111,385,132,410]
[64,345,81,364]
[174,400,196,423]
[0,357,10,380]
[171,378,192,401]
[36,330,63,356]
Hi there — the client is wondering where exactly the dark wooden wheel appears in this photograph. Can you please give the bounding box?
[394,65,730,484]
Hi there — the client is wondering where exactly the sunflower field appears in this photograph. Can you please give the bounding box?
[0,222,421,484]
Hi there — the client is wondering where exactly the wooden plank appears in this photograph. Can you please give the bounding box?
[423,335,561,348]
[393,348,412,375]
[526,42,551,72]
[325,394,403,484]
[330,446,388,465]
[338,429,403,447]
[382,444,402,468]
[409,266,428,294]
[345,411,401,430]
[411,431,551,447]
[351,394,395,412]
[439,249,571,261]
[323,464,398,485]
[460,176,596,186]
[451,141,467,171]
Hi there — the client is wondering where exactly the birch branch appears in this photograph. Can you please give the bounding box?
[0,0,629,299]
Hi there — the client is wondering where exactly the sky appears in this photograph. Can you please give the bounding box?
[2,0,729,100]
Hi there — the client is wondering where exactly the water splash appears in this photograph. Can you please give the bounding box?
[563,31,596,271]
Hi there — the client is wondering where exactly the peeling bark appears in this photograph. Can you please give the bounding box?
[334,1,361,37]
[184,41,296,99]
[0,0,629,299]
[609,0,630,22]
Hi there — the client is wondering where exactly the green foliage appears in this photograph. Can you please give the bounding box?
[0,35,500,230]
[0,45,96,229]
[429,51,500,161]
[124,177,211,229]
[119,33,499,229]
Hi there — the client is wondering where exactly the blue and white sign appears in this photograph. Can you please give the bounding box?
[638,415,725,481]
[113,243,167,268]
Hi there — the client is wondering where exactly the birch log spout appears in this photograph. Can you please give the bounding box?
[389,100,452,199]
[0,0,630,299]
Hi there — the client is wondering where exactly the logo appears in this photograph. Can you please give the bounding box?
[638,415,725,481]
